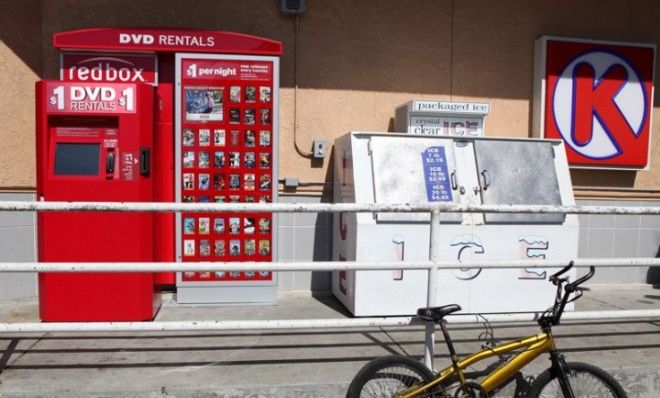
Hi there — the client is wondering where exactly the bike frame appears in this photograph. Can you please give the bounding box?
[395,331,556,398]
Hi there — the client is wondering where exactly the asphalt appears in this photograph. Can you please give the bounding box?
[0,285,657,398]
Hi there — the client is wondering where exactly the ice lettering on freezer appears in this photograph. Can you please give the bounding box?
[339,212,348,241]
[391,235,404,281]
[337,212,348,295]
[341,150,347,187]
[450,235,484,280]
[552,50,647,160]
[517,235,549,280]
[337,210,349,295]
[338,253,347,295]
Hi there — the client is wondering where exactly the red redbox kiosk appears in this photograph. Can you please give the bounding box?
[36,28,283,320]
[36,81,161,321]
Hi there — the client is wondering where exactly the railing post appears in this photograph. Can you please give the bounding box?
[424,209,440,370]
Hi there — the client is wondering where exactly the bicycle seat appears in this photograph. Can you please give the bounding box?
[417,304,462,322]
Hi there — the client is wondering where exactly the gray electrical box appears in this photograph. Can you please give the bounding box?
[313,139,327,159]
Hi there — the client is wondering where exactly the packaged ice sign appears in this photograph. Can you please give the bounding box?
[533,37,656,169]
[62,53,158,86]
[45,82,136,114]
[394,100,490,137]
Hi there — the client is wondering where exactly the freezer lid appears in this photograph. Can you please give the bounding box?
[369,136,462,222]
[473,140,565,224]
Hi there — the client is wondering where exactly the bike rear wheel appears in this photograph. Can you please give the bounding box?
[346,355,438,398]
[529,362,627,398]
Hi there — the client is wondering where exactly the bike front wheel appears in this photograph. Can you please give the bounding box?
[346,355,437,398]
[529,362,627,398]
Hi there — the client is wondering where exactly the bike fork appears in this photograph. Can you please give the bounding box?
[550,351,576,398]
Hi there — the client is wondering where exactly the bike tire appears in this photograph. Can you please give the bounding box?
[346,355,437,398]
[529,361,627,398]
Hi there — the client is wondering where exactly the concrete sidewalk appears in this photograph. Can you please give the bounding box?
[0,285,657,397]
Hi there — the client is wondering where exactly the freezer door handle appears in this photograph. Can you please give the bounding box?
[480,169,490,190]
[450,171,465,195]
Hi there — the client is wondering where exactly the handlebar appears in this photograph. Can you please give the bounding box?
[549,261,574,285]
[542,262,596,327]
[566,266,595,293]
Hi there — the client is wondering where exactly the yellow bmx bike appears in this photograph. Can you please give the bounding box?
[346,262,627,397]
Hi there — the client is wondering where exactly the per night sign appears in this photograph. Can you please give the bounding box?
[533,37,656,169]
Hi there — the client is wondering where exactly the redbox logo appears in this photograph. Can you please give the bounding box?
[62,54,158,86]
[536,37,655,169]
[66,57,146,83]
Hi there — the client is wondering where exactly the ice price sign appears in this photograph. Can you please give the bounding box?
[421,146,453,202]
[46,82,136,114]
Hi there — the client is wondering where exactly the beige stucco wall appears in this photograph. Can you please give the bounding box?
[1,0,660,196]
[0,0,41,189]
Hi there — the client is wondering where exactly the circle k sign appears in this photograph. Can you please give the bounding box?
[536,37,656,169]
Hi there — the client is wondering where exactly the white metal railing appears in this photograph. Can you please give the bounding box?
[1,200,660,368]
[0,309,652,334]
[2,258,660,272]
[4,201,660,214]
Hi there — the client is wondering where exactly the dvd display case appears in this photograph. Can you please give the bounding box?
[175,54,279,304]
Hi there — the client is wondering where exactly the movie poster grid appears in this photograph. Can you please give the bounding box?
[181,81,274,282]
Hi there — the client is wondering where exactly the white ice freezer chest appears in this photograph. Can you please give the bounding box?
[332,132,578,316]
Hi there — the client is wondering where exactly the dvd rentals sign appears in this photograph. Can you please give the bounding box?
[61,53,158,86]
[45,82,136,114]
[119,32,215,47]
[534,37,656,169]
[53,28,282,56]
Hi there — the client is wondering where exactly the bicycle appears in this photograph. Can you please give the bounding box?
[346,262,627,397]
